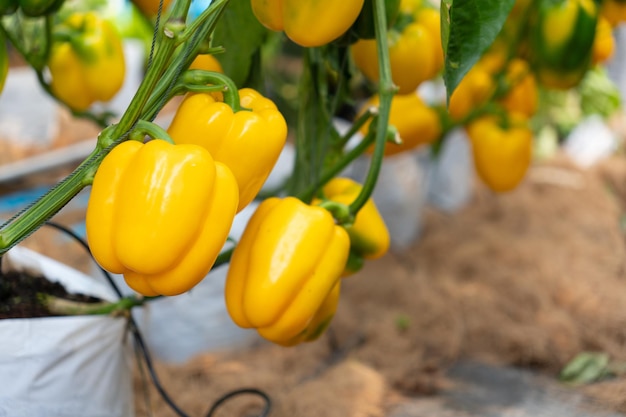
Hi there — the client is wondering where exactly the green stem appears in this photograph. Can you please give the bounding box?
[180,69,242,110]
[348,0,396,215]
[141,0,230,120]
[334,107,376,150]
[112,20,182,137]
[0,148,104,254]
[41,294,145,316]
[297,132,377,203]
[129,119,175,143]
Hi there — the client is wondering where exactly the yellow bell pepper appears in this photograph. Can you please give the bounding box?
[360,92,442,155]
[448,63,495,121]
[251,0,365,47]
[167,88,288,212]
[592,16,615,65]
[225,197,350,346]
[498,59,538,119]
[48,12,126,111]
[86,139,239,297]
[351,22,437,94]
[466,116,533,193]
[189,54,224,73]
[318,177,389,263]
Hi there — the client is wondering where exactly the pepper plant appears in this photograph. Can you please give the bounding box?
[0,0,621,346]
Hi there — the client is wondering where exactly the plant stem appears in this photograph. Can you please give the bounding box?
[297,132,377,203]
[348,0,395,215]
[41,294,145,316]
[0,147,103,254]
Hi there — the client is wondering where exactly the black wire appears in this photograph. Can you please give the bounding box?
[205,388,272,417]
[42,220,272,417]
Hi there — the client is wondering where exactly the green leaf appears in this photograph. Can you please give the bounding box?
[441,0,515,103]
[211,0,268,87]
[559,352,611,385]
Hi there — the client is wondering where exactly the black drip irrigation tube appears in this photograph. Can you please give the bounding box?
[43,220,272,417]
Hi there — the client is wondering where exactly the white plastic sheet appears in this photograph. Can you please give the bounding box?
[418,128,474,213]
[0,246,134,417]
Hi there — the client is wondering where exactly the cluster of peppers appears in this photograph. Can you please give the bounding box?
[346,0,620,194]
[85,80,391,346]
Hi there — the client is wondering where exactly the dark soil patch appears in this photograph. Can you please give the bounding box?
[0,269,101,319]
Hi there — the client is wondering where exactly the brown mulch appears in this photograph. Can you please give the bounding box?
[125,153,626,417]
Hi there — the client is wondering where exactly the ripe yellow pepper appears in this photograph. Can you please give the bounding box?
[592,17,615,65]
[48,12,126,112]
[189,54,224,73]
[361,92,442,155]
[466,116,533,193]
[225,197,350,346]
[251,0,365,47]
[498,59,538,119]
[86,139,239,297]
[351,22,437,94]
[317,178,390,268]
[167,88,288,212]
[448,63,495,121]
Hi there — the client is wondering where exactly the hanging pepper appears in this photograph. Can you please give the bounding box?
[360,92,442,155]
[316,178,390,275]
[351,4,443,94]
[529,0,598,90]
[498,59,538,119]
[167,88,288,212]
[250,0,365,47]
[352,22,437,94]
[189,54,224,73]
[48,12,126,111]
[466,116,533,193]
[592,16,615,65]
[225,197,350,346]
[86,139,239,297]
[448,62,495,121]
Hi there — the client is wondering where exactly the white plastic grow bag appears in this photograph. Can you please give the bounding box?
[0,246,134,417]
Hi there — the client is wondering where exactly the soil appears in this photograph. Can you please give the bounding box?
[0,269,102,319]
[128,153,626,417]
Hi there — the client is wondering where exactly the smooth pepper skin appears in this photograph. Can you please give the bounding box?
[250,0,365,47]
[86,139,239,297]
[225,197,350,346]
[466,116,533,193]
[360,92,442,156]
[167,88,288,213]
[319,177,390,262]
[351,4,443,94]
[48,12,126,111]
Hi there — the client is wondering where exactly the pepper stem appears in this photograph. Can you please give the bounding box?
[180,69,242,111]
[129,120,175,144]
[348,0,397,216]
